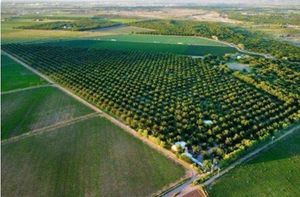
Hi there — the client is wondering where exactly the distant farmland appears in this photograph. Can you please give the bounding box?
[207,126,300,197]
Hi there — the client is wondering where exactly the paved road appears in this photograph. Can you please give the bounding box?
[162,173,198,197]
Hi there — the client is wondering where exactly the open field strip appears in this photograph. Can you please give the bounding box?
[207,125,300,196]
[2,50,195,172]
[1,84,54,95]
[47,39,237,56]
[1,112,100,145]
[1,54,48,91]
[2,116,186,197]
[95,34,227,46]
[1,85,93,140]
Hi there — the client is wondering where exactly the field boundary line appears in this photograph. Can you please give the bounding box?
[2,50,196,173]
[1,112,100,145]
[201,123,300,187]
[1,84,54,95]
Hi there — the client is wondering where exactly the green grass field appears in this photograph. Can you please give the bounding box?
[96,34,227,46]
[1,116,185,197]
[207,127,300,197]
[1,86,92,140]
[1,54,47,91]
[48,39,237,56]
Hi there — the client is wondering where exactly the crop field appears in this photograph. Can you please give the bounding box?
[3,43,299,165]
[96,34,227,46]
[207,126,300,197]
[47,39,237,56]
[1,54,47,91]
[1,86,93,140]
[1,116,185,197]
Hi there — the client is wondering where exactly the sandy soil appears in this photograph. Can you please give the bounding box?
[100,8,241,24]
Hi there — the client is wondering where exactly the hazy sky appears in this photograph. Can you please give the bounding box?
[4,0,300,5]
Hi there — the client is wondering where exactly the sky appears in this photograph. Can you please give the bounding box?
[4,0,300,6]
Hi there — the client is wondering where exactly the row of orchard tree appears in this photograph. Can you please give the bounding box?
[3,44,299,164]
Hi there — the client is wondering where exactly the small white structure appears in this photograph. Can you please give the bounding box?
[182,152,203,167]
[171,141,186,152]
[204,120,213,126]
[212,36,218,40]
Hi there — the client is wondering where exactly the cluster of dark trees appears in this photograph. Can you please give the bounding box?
[131,20,300,61]
[3,44,298,164]
[226,11,300,25]
[233,56,300,103]
[20,19,119,31]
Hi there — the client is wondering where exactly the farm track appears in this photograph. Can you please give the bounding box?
[1,84,54,95]
[212,39,274,59]
[2,50,196,175]
[1,112,101,145]
[202,123,300,187]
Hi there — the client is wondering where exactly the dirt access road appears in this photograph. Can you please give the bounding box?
[1,112,100,145]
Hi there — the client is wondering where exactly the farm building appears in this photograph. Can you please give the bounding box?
[172,141,186,152]
[204,120,213,125]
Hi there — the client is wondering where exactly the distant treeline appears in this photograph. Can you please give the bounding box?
[226,12,300,26]
[131,20,300,62]
[20,19,120,31]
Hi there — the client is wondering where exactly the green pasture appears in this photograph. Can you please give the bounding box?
[48,39,237,56]
[1,54,47,91]
[1,86,92,140]
[96,34,227,46]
